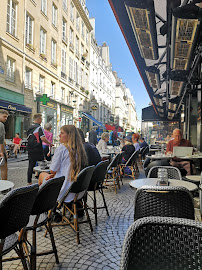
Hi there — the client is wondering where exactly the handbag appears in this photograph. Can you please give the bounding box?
[0,157,5,167]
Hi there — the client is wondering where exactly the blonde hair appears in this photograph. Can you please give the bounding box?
[125,140,133,145]
[61,125,88,181]
[101,132,109,140]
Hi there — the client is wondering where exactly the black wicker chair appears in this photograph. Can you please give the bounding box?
[87,160,109,225]
[134,186,195,220]
[147,165,182,180]
[0,184,39,270]
[119,150,140,180]
[120,216,202,270]
[25,176,65,270]
[53,166,95,244]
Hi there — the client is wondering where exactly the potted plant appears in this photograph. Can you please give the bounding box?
[85,90,89,95]
[39,53,47,61]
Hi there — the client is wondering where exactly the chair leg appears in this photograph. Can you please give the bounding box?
[100,186,109,216]
[83,197,93,232]
[31,228,37,270]
[47,219,59,264]
[93,190,98,225]
[14,244,28,270]
[73,202,80,244]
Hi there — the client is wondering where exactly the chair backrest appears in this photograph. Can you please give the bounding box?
[139,147,145,155]
[89,160,109,188]
[125,150,139,166]
[0,184,39,239]
[107,153,120,170]
[142,146,149,157]
[120,216,202,270]
[31,176,65,215]
[68,165,95,194]
[134,186,195,220]
[147,165,182,180]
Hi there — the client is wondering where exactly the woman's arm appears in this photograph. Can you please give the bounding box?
[45,170,56,180]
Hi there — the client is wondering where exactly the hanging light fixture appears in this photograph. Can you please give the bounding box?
[145,66,161,91]
[125,0,159,60]
[153,95,163,107]
[169,70,188,97]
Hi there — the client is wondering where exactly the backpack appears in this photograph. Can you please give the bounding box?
[27,124,43,153]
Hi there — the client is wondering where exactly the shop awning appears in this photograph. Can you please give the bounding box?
[0,99,32,113]
[142,106,180,122]
[82,112,106,129]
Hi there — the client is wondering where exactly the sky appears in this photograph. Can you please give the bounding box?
[86,0,151,120]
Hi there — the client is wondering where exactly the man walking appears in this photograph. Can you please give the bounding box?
[0,109,9,180]
[27,113,53,185]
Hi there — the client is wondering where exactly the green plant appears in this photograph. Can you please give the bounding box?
[39,53,47,61]
[85,90,89,95]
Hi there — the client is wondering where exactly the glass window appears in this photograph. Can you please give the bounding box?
[51,82,55,97]
[7,0,17,36]
[40,28,46,54]
[86,30,88,44]
[69,27,74,44]
[25,67,32,89]
[81,21,84,38]
[70,2,74,23]
[74,61,78,83]
[52,4,57,27]
[39,75,45,93]
[62,0,67,12]
[61,49,66,73]
[62,18,67,42]
[25,13,33,45]
[41,0,47,15]
[81,43,84,56]
[69,56,73,79]
[6,57,15,82]
[76,36,79,55]
[76,13,80,31]
[51,39,56,64]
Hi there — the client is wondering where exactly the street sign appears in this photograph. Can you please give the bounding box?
[78,117,82,122]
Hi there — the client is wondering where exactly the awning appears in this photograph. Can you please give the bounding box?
[82,112,106,129]
[142,106,180,122]
[0,99,32,113]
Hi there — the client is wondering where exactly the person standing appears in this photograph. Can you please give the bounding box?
[89,127,97,145]
[42,123,53,161]
[27,113,53,185]
[0,109,9,180]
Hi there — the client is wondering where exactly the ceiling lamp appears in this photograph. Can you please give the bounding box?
[171,4,202,71]
[168,111,175,120]
[168,102,177,111]
[145,66,160,91]
[159,113,164,118]
[125,0,159,60]
[157,107,164,113]
[153,95,163,107]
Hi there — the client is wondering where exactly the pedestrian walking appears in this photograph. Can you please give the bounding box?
[89,127,97,145]
[27,113,53,185]
[0,109,9,180]
[42,123,53,161]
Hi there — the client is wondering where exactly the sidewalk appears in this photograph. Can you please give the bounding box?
[7,153,28,163]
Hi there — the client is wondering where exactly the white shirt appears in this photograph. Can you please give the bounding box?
[50,144,84,203]
[97,139,107,152]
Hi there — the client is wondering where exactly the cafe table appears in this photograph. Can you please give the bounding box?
[129,178,198,193]
[0,180,15,199]
[147,154,172,160]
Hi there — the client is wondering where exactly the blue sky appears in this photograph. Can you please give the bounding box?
[86,0,150,120]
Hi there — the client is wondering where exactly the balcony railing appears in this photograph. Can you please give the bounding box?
[69,42,74,52]
[69,77,74,83]
[70,15,74,24]
[6,70,15,83]
[25,82,32,90]
[61,71,67,80]
[62,2,68,13]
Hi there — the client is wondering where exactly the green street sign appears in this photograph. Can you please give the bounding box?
[39,94,50,105]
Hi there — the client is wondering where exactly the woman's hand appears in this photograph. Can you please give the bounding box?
[45,170,56,180]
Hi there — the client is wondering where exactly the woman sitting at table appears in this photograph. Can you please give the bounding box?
[12,133,22,158]
[38,125,88,202]
[121,136,135,164]
[97,132,109,153]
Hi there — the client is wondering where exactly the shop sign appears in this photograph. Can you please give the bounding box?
[91,105,98,110]
[61,105,73,114]
[0,99,32,113]
[40,101,57,109]
[0,66,4,75]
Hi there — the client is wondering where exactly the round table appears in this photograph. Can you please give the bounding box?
[34,166,50,173]
[129,178,198,192]
[0,180,14,198]
[147,154,172,160]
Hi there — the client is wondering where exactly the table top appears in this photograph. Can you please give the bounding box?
[129,178,198,192]
[147,154,171,160]
[0,180,14,194]
[185,175,201,182]
[34,166,50,173]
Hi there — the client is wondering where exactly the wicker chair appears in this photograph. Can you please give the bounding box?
[25,176,65,270]
[120,216,202,270]
[87,160,109,225]
[119,150,139,180]
[134,186,195,220]
[53,166,95,244]
[147,165,182,180]
[0,184,39,270]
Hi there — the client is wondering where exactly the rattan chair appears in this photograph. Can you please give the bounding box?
[53,166,95,244]
[120,216,202,270]
[0,184,39,270]
[134,186,195,220]
[24,176,65,270]
[119,150,139,180]
[105,153,122,193]
[147,165,182,180]
[87,160,109,225]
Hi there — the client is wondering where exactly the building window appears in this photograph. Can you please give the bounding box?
[52,4,57,27]
[61,49,66,74]
[80,67,83,86]
[51,82,55,97]
[81,43,84,57]
[51,39,57,65]
[81,21,84,39]
[62,18,67,42]
[25,68,32,89]
[39,75,45,93]
[74,61,79,84]
[75,36,79,57]
[69,27,74,44]
[86,30,88,44]
[70,2,74,23]
[62,0,67,12]
[76,13,79,31]
[7,0,17,37]
[6,57,15,82]
[61,87,65,99]
[25,13,33,46]
[40,28,46,54]
[41,0,47,15]
[69,57,73,80]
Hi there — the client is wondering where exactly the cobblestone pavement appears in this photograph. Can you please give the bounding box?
[3,161,136,269]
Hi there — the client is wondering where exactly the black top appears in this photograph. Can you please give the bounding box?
[89,130,97,145]
[140,141,148,148]
[84,142,101,166]
[122,144,135,162]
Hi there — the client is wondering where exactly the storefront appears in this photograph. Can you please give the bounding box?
[0,86,32,139]
[60,105,73,126]
[38,100,57,138]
